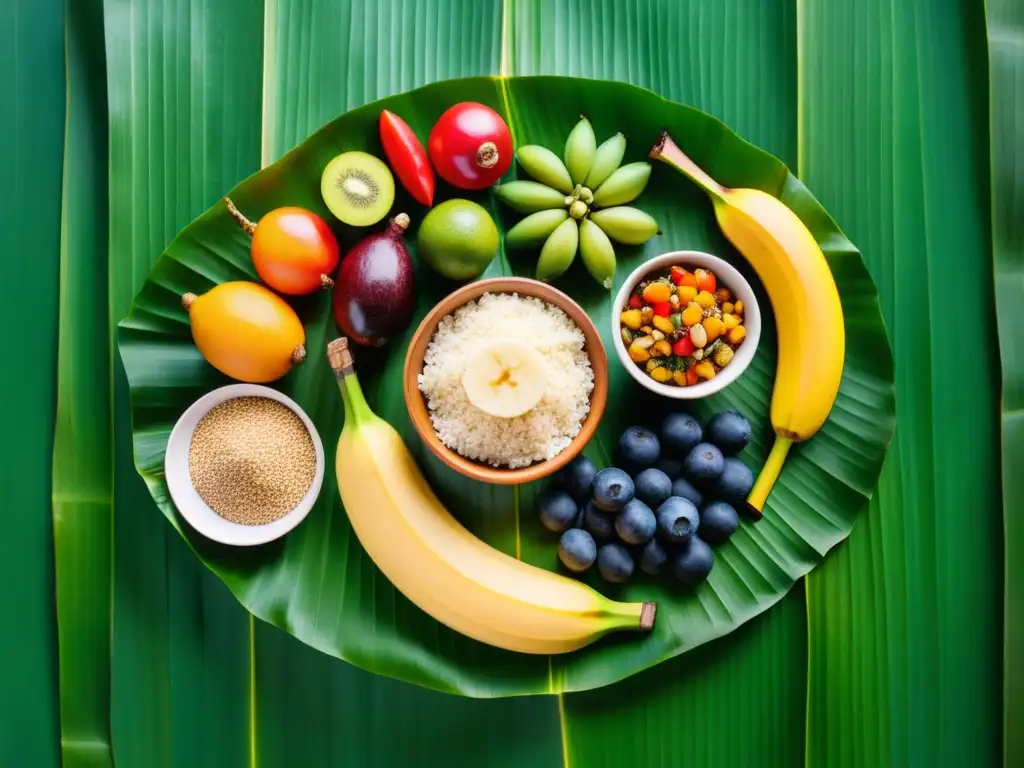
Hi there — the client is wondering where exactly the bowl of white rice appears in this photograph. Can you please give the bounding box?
[403,278,608,485]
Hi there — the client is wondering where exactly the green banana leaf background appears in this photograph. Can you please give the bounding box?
[2,0,1017,766]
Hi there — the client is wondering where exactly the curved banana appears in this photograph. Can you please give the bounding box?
[650,132,845,517]
[327,339,655,654]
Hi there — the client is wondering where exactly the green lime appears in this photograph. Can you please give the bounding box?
[417,199,499,280]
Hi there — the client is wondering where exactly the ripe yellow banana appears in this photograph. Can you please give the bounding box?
[649,132,845,517]
[327,338,655,654]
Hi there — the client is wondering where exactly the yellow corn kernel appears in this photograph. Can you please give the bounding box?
[695,290,716,309]
[728,325,747,345]
[642,282,672,303]
[620,309,642,330]
[703,316,725,342]
[628,342,651,364]
[723,312,740,330]
[713,344,735,366]
[645,358,659,373]
[721,301,734,315]
[650,366,673,383]
[714,288,732,304]
[672,369,688,386]
[652,315,675,334]
[681,302,703,326]
[651,339,673,358]
[677,285,698,304]
[695,361,716,380]
[733,300,744,315]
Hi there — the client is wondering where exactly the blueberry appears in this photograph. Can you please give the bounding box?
[614,499,657,545]
[558,528,597,573]
[660,412,703,455]
[639,539,669,576]
[617,426,660,468]
[537,489,579,533]
[656,497,700,543]
[699,500,740,544]
[682,442,725,482]
[705,410,751,455]
[634,467,673,507]
[583,500,615,541]
[673,537,715,584]
[597,543,635,584]
[557,454,598,501]
[671,476,703,508]
[655,457,683,478]
[713,457,755,503]
[592,467,635,513]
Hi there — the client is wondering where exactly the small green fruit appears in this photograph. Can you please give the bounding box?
[495,181,567,213]
[569,200,589,220]
[505,209,570,249]
[584,132,626,189]
[592,162,652,207]
[516,145,574,194]
[579,218,616,289]
[588,206,659,245]
[564,117,597,185]
[417,199,499,280]
[536,218,579,282]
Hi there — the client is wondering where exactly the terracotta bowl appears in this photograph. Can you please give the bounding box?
[403,277,608,486]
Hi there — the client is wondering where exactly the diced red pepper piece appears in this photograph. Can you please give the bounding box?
[669,266,688,285]
[652,301,672,317]
[685,366,699,386]
[696,269,717,293]
[672,336,695,356]
[627,294,644,309]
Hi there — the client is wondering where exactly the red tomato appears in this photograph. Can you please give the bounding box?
[669,266,688,285]
[652,301,672,317]
[627,295,644,309]
[379,110,435,206]
[428,102,513,189]
[672,336,695,356]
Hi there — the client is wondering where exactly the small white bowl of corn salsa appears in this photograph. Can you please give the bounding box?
[612,250,761,399]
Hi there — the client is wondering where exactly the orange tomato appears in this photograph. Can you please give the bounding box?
[250,207,340,295]
[695,268,716,293]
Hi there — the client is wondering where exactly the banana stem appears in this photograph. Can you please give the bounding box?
[648,130,727,200]
[746,436,794,519]
[327,337,373,425]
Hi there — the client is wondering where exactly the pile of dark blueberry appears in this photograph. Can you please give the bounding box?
[537,410,754,586]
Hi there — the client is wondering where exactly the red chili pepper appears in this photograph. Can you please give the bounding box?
[379,110,435,206]
[672,336,695,356]
[627,295,644,309]
[652,301,672,317]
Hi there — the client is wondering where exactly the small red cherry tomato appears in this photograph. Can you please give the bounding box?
[672,336,695,356]
[669,266,687,285]
[627,295,644,309]
[652,301,672,317]
[379,110,435,206]
[428,102,513,189]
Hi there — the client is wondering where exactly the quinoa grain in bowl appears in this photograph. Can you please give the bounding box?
[418,293,594,468]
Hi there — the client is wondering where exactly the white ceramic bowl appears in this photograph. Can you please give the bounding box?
[164,383,325,546]
[612,250,761,400]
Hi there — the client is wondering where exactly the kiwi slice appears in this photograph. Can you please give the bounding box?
[320,151,395,226]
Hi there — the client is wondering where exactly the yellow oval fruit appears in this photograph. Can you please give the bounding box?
[183,281,305,383]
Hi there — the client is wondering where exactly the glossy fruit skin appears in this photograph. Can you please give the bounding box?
[428,102,512,189]
[639,539,669,576]
[670,476,704,508]
[615,499,656,545]
[705,410,752,455]
[713,457,755,503]
[556,454,598,501]
[617,426,660,468]
[673,537,715,584]
[597,543,635,584]
[251,207,340,295]
[184,282,305,383]
[592,468,635,513]
[379,109,435,206]
[633,467,673,507]
[657,497,700,543]
[699,501,740,544]
[332,215,414,347]
[558,529,597,573]
[683,442,726,482]
[538,489,580,533]
[417,199,499,279]
[661,412,703,456]
[583,500,615,541]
